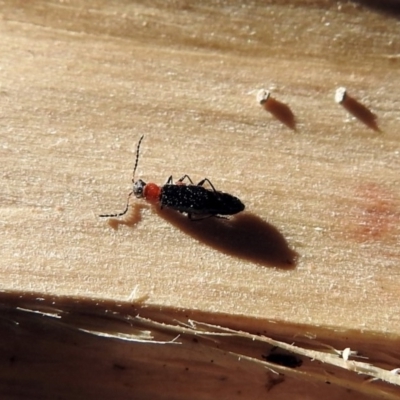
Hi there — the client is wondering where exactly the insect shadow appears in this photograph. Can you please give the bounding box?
[153,207,298,269]
[339,93,380,131]
[106,202,298,269]
[258,90,296,130]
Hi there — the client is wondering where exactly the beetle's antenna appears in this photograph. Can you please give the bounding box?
[99,136,144,218]
[99,191,132,218]
[132,135,144,183]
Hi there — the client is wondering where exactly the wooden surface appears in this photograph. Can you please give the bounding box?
[1,1,400,398]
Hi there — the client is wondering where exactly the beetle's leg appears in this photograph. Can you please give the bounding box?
[187,213,226,221]
[197,178,217,192]
[177,174,194,185]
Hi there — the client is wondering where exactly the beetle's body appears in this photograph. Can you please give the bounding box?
[99,136,245,220]
[160,182,244,218]
[132,175,244,219]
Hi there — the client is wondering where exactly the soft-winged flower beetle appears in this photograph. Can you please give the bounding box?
[99,136,245,220]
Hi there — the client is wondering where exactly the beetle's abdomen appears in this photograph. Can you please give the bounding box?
[160,185,244,216]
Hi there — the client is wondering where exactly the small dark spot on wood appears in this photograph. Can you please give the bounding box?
[113,363,126,370]
[262,352,302,368]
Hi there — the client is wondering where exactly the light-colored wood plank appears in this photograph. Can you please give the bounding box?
[1,1,400,398]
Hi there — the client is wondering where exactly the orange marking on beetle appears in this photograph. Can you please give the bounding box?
[143,182,161,203]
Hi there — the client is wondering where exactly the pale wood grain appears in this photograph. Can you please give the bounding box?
[1,1,400,398]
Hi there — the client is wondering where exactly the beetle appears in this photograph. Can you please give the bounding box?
[99,136,245,220]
